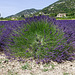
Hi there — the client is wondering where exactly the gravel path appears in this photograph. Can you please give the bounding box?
[0,52,75,75]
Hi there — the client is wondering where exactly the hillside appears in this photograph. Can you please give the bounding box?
[7,8,40,18]
[7,0,75,18]
[41,0,75,15]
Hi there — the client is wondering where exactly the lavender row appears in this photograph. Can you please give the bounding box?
[0,16,75,63]
[56,20,75,48]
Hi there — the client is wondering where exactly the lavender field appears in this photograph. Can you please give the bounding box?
[0,15,75,64]
[56,20,75,49]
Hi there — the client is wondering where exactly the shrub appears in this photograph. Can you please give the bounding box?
[1,15,74,63]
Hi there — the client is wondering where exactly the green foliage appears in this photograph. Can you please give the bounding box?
[8,19,68,60]
[66,13,75,16]
[56,16,75,20]
[30,72,35,75]
[21,14,25,18]
[42,63,56,72]
[21,62,31,70]
[0,25,4,34]
[1,17,7,20]
[44,63,55,70]
[63,72,69,75]
[41,0,75,17]
[42,68,49,72]
[49,13,57,17]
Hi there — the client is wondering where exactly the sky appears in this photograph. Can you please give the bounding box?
[0,0,58,18]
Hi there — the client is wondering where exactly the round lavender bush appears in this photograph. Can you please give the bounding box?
[2,15,74,63]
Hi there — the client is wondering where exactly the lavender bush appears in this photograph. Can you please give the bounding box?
[56,20,75,52]
[0,16,75,63]
[56,20,75,43]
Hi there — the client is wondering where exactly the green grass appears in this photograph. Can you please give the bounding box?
[42,68,49,72]
[43,63,56,70]
[56,17,75,20]
[63,72,69,75]
[42,63,56,72]
[21,62,32,70]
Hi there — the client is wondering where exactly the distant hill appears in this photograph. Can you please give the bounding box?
[7,0,75,18]
[7,8,40,18]
[41,0,75,15]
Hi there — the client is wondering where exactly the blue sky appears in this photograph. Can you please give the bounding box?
[0,0,58,17]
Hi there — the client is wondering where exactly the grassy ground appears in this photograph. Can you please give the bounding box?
[56,17,75,20]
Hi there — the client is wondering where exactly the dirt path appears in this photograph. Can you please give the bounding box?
[0,52,75,75]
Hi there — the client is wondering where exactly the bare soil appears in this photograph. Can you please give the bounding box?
[0,52,75,75]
